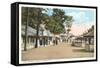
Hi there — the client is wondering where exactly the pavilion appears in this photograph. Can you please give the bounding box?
[83,30,94,52]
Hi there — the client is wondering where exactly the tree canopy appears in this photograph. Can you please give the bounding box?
[22,7,49,29]
[22,7,73,34]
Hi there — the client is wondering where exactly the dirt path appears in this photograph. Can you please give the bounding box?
[22,43,94,61]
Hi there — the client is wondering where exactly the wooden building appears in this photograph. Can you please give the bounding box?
[21,25,54,50]
[83,30,94,52]
[71,36,83,47]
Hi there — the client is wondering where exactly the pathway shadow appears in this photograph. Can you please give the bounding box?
[72,49,94,53]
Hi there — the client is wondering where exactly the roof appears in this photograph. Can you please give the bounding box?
[83,30,94,37]
[75,36,83,40]
[21,25,53,37]
[21,25,36,36]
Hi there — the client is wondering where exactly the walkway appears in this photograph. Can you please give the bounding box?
[22,42,94,61]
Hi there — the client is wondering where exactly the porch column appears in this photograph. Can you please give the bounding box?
[43,38,45,47]
[37,38,40,47]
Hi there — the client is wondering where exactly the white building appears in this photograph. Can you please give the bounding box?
[21,25,54,50]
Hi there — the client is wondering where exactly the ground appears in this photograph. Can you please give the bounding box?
[22,42,94,61]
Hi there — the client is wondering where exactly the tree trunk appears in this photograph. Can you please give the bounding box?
[24,8,29,51]
[35,9,41,48]
[35,24,40,48]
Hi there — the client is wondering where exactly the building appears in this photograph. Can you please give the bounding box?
[21,25,54,50]
[71,36,83,47]
[83,30,94,52]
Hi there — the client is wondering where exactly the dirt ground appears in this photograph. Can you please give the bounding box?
[22,43,94,61]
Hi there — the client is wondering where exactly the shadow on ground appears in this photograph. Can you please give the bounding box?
[72,49,94,53]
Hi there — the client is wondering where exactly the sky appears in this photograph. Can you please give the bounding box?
[64,8,95,36]
[46,7,96,36]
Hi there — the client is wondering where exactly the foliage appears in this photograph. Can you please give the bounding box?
[65,16,73,28]
[45,17,64,34]
[22,7,48,29]
[46,9,65,34]
[22,7,73,34]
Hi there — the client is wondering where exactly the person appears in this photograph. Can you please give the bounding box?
[56,39,58,45]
